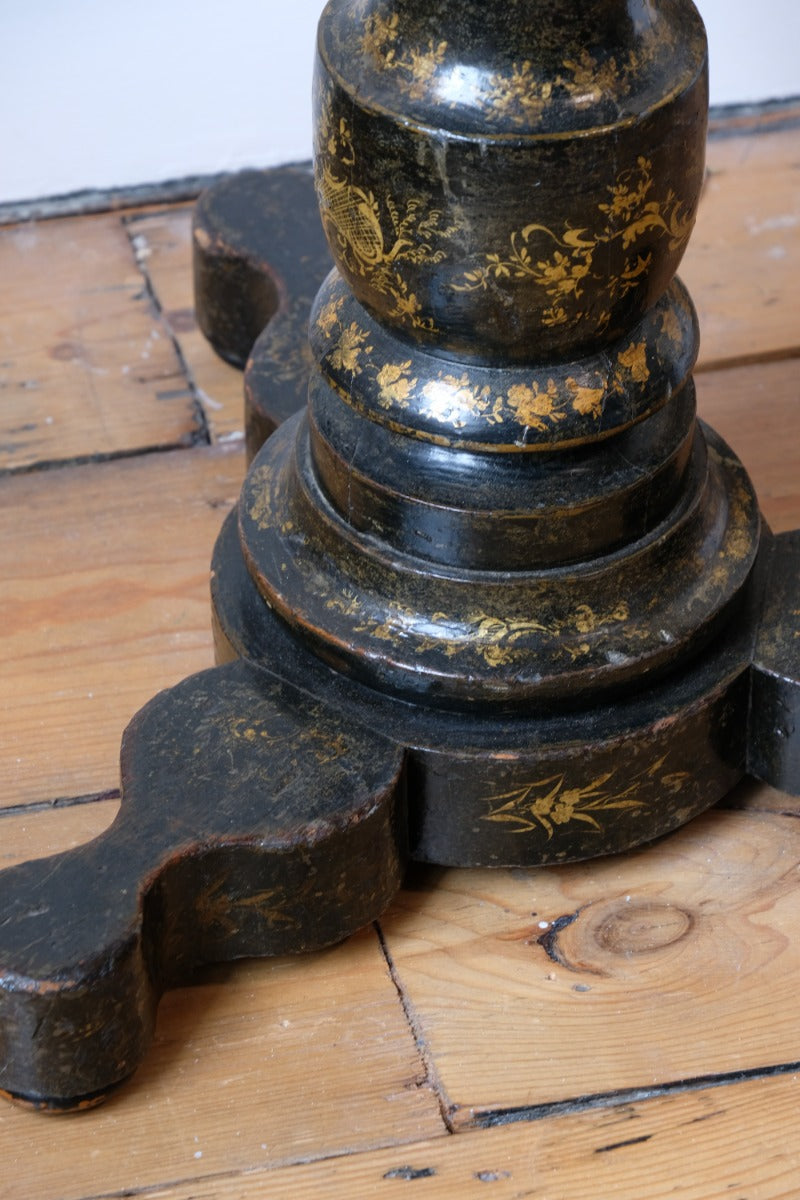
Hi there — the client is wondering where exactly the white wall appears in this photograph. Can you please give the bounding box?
[2,0,799,207]
[704,0,799,106]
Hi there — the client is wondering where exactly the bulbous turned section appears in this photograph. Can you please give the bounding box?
[235,0,759,715]
[314,0,708,361]
[308,271,700,455]
[326,0,704,135]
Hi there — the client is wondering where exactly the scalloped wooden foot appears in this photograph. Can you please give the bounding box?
[0,660,404,1111]
[192,165,332,458]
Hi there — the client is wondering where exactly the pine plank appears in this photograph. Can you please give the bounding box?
[708,100,800,139]
[684,126,800,369]
[0,445,245,810]
[126,208,246,443]
[0,214,200,470]
[0,798,120,869]
[377,806,800,1126]
[696,358,800,534]
[0,797,443,1200]
[4,795,799,1198]
[99,1071,800,1200]
[724,775,800,818]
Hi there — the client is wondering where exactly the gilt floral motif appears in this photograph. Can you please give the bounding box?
[362,9,447,101]
[358,12,654,130]
[328,323,373,375]
[376,361,417,408]
[454,158,694,331]
[480,755,690,839]
[316,279,660,438]
[322,595,630,670]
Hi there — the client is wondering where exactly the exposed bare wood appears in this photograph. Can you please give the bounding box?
[100,1072,800,1200]
[684,127,800,369]
[696,358,800,533]
[126,209,246,443]
[0,214,200,471]
[378,807,800,1124]
[0,446,244,809]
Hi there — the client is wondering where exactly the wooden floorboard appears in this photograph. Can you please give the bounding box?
[1,121,799,1199]
[695,358,799,533]
[0,214,201,471]
[0,446,244,809]
[378,804,800,1124]
[684,126,800,370]
[115,1071,800,1200]
[125,208,248,445]
[0,933,444,1200]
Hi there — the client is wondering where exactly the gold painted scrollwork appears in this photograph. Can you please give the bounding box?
[455,158,694,330]
[316,93,459,333]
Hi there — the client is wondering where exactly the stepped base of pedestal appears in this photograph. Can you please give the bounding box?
[213,508,800,868]
[0,657,405,1109]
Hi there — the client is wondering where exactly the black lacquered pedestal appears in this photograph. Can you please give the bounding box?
[1,0,799,1112]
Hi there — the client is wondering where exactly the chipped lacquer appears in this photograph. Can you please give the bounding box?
[1,0,799,1112]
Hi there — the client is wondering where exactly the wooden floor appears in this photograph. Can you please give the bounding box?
[1,116,800,1199]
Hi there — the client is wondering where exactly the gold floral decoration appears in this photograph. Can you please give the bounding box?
[722,526,754,563]
[659,305,685,348]
[454,158,694,331]
[600,158,692,252]
[420,373,500,427]
[480,755,691,839]
[617,341,650,383]
[260,297,316,392]
[502,376,608,432]
[482,50,631,127]
[376,361,417,408]
[568,379,606,419]
[483,61,552,126]
[463,600,630,669]
[355,10,681,131]
[322,586,630,672]
[361,9,399,64]
[316,295,345,338]
[325,589,362,620]
[328,322,373,375]
[247,462,277,531]
[562,49,622,98]
[505,380,566,432]
[358,357,611,435]
[362,10,447,102]
[572,602,630,634]
[196,880,300,935]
